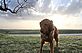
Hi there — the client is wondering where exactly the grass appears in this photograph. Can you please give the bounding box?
[0,33,82,53]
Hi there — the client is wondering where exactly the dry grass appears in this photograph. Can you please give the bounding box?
[0,34,82,53]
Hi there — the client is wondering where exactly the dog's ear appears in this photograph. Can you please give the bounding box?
[40,22,42,27]
[49,20,53,31]
[50,20,53,23]
[50,20,53,26]
[40,22,41,25]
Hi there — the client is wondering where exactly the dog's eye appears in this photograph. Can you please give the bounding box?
[44,24,47,25]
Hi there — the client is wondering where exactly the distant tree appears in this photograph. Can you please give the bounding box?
[0,0,37,14]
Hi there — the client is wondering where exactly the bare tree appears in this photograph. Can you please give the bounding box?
[0,0,37,14]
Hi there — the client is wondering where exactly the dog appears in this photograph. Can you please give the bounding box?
[40,19,58,53]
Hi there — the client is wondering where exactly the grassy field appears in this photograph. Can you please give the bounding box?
[0,33,82,53]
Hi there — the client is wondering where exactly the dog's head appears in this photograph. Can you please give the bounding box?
[40,19,53,34]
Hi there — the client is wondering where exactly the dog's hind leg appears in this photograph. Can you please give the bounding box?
[54,36,58,47]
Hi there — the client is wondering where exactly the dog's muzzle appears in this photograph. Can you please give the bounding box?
[41,33,49,39]
[41,30,54,40]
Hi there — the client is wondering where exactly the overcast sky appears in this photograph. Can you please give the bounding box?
[0,0,82,29]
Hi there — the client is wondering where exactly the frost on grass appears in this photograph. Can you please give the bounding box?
[0,35,82,53]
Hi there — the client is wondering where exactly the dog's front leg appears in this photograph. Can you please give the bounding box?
[50,41,54,53]
[40,40,44,53]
